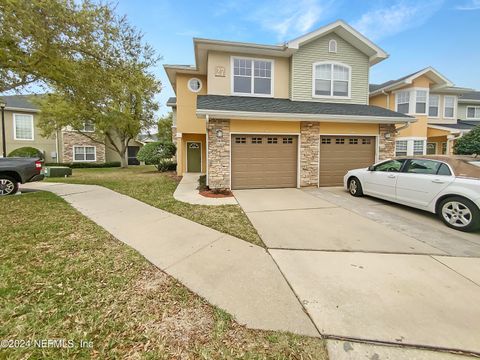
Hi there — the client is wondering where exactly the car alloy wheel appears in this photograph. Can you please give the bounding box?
[349,179,358,195]
[441,201,472,228]
[0,178,15,195]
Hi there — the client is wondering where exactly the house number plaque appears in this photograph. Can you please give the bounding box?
[215,66,226,77]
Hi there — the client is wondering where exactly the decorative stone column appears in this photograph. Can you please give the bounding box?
[378,124,397,160]
[207,119,230,190]
[300,121,320,187]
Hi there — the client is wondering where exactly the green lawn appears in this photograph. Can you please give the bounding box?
[0,191,327,359]
[46,166,263,247]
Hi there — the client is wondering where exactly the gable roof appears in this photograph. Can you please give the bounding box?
[286,20,388,65]
[369,67,458,96]
[0,94,41,112]
[197,95,413,123]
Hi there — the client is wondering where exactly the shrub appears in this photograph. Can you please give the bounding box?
[454,125,480,155]
[137,141,176,171]
[156,159,177,172]
[8,147,44,159]
[44,162,121,168]
[198,174,208,191]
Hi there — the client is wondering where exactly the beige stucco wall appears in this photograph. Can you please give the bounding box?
[230,120,299,133]
[319,122,378,135]
[291,33,370,104]
[207,51,290,98]
[176,73,207,134]
[0,110,59,162]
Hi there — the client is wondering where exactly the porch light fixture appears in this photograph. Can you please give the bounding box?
[215,129,223,138]
[384,132,392,139]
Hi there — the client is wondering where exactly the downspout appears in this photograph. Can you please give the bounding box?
[381,89,390,110]
[205,114,209,187]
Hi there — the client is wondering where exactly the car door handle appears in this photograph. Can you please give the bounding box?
[387,174,397,178]
[432,179,445,184]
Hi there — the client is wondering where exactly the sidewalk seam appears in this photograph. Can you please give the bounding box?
[430,256,480,288]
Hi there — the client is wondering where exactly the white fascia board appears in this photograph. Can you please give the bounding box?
[196,109,414,124]
[5,107,39,113]
[458,98,480,104]
[428,124,467,133]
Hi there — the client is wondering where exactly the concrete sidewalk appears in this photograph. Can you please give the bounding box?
[23,182,318,337]
[173,173,237,206]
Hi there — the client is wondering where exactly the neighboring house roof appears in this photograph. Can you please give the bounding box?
[369,67,471,96]
[165,20,389,89]
[166,97,177,107]
[196,95,413,123]
[0,94,41,112]
[138,133,159,142]
[429,120,479,133]
[459,91,480,103]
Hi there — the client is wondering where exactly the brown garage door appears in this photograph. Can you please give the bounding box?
[231,134,298,189]
[320,136,376,186]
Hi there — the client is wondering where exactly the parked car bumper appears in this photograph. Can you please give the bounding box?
[28,174,45,183]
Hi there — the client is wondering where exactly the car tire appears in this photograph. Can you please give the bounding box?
[348,177,364,197]
[438,196,480,232]
[0,176,19,196]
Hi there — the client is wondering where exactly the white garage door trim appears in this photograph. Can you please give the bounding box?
[318,133,379,187]
[230,132,301,189]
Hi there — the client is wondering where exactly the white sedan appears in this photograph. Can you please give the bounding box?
[344,156,480,232]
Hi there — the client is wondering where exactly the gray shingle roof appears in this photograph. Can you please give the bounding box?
[166,97,177,106]
[369,68,429,94]
[197,95,412,119]
[459,91,480,101]
[430,120,479,130]
[0,94,41,111]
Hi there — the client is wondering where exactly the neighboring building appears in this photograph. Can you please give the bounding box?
[370,69,477,156]
[0,94,143,164]
[164,20,412,190]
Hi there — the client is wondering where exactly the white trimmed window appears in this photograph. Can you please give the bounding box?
[80,120,95,132]
[73,146,96,162]
[429,95,439,117]
[233,58,272,96]
[14,114,34,140]
[313,62,350,98]
[415,90,427,114]
[396,91,410,114]
[413,140,425,155]
[444,96,455,118]
[395,140,408,156]
[466,106,480,119]
[328,39,337,53]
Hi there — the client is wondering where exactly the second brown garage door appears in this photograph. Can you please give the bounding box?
[231,134,298,189]
[320,136,376,187]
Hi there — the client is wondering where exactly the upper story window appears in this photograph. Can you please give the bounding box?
[80,120,95,132]
[444,96,455,118]
[13,114,34,140]
[415,90,428,114]
[396,91,410,114]
[188,78,202,92]
[328,39,337,53]
[429,94,439,117]
[313,62,350,98]
[232,57,272,96]
[467,106,480,119]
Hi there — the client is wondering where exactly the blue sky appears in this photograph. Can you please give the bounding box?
[114,0,480,115]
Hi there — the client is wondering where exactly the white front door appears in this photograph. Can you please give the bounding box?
[363,159,407,200]
[396,159,454,208]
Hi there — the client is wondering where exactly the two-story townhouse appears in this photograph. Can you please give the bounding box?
[165,20,412,190]
[369,68,475,156]
[0,94,143,164]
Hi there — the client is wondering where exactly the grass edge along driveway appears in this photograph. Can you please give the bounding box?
[0,191,327,359]
[45,166,263,247]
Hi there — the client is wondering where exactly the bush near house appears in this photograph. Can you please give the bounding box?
[8,147,44,159]
[44,162,121,168]
[454,126,480,155]
[136,141,176,171]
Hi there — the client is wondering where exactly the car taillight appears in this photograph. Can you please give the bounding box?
[35,161,42,170]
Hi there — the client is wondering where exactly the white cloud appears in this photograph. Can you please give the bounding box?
[456,0,480,10]
[352,1,444,41]
[249,0,334,41]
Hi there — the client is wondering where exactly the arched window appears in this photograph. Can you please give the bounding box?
[328,39,337,53]
[313,62,350,98]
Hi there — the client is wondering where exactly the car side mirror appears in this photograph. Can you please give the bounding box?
[368,165,375,171]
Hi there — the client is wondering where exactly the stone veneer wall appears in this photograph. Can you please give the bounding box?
[62,132,106,163]
[207,119,230,189]
[378,124,397,160]
[300,121,320,187]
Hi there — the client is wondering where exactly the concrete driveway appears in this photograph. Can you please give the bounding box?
[234,188,480,355]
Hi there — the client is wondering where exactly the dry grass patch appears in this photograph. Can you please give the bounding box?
[0,191,327,359]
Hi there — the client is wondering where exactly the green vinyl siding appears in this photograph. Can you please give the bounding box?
[291,33,369,104]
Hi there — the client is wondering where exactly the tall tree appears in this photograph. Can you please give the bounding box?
[454,126,480,156]
[157,112,173,143]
